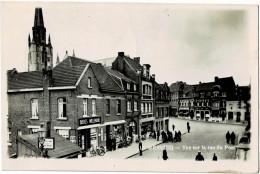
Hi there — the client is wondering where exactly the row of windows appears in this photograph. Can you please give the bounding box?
[156,107,169,117]
[141,102,153,113]
[127,100,138,112]
[143,84,152,95]
[126,83,137,91]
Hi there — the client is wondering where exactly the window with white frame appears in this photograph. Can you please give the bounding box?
[141,103,144,113]
[31,99,38,118]
[145,103,148,113]
[127,100,131,112]
[88,77,92,88]
[58,98,66,118]
[160,108,164,116]
[83,99,88,117]
[149,103,152,113]
[134,101,138,111]
[56,129,69,139]
[92,99,96,116]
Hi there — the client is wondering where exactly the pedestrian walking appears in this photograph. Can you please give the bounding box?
[157,130,160,141]
[231,132,236,145]
[187,122,190,133]
[162,147,168,160]
[226,131,231,144]
[212,153,217,161]
[172,124,175,132]
[178,130,182,140]
[139,139,143,156]
[195,151,204,161]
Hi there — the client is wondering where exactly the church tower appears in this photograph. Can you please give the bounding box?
[28,8,53,71]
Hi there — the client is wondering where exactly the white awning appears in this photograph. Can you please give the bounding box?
[102,120,126,126]
[77,124,101,130]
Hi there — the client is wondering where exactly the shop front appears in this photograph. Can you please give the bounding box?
[127,120,138,140]
[141,121,154,138]
[77,117,101,153]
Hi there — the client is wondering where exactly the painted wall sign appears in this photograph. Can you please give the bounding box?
[78,117,101,126]
[38,137,55,150]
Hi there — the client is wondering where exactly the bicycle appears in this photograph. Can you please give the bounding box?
[89,146,106,156]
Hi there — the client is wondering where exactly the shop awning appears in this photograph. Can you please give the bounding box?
[77,124,101,130]
[140,117,155,123]
[102,120,126,126]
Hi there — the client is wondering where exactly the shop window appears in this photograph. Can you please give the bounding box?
[117,100,121,114]
[88,77,92,88]
[58,98,66,119]
[134,101,138,111]
[92,99,96,116]
[83,99,88,117]
[56,129,69,139]
[127,101,131,112]
[31,99,38,119]
[106,99,110,115]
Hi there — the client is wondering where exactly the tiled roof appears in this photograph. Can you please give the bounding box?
[8,70,43,90]
[106,68,137,84]
[123,56,142,71]
[154,81,166,91]
[192,82,215,92]
[17,131,83,158]
[52,57,88,87]
[90,63,124,92]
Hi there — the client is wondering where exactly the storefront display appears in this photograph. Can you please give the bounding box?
[141,121,153,137]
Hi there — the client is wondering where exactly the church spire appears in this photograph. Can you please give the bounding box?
[34,8,44,27]
[56,53,60,66]
[48,34,52,47]
[72,49,75,57]
[28,34,31,47]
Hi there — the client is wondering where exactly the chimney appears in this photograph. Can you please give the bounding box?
[215,76,219,82]
[152,74,155,79]
[199,81,201,84]
[64,51,68,60]
[134,57,140,63]
[118,52,124,57]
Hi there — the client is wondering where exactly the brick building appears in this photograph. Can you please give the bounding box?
[112,52,155,138]
[7,55,142,155]
[154,82,170,132]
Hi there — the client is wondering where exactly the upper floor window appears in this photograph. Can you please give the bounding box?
[83,99,88,117]
[31,99,38,119]
[149,103,152,113]
[222,92,226,97]
[141,103,144,113]
[143,66,147,76]
[58,98,66,119]
[106,99,110,115]
[213,91,219,97]
[160,108,164,116]
[117,100,121,114]
[127,83,130,90]
[127,100,132,112]
[88,77,92,88]
[92,99,96,116]
[133,84,137,91]
[134,101,138,111]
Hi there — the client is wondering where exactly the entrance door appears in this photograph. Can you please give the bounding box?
[106,125,110,150]
[129,126,133,137]
[201,111,205,120]
[236,112,241,122]
[228,112,233,120]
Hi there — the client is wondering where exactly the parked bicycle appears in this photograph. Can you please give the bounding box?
[89,146,106,156]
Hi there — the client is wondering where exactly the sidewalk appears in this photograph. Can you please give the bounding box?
[90,138,163,160]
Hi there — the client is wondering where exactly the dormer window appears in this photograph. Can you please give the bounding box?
[133,84,137,91]
[143,66,147,76]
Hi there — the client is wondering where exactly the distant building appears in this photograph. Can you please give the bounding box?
[28,8,53,71]
[94,57,117,68]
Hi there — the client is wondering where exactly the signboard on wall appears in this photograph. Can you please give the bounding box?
[38,137,55,150]
[78,117,101,126]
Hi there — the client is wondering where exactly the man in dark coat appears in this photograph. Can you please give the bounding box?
[178,130,182,140]
[139,139,143,156]
[226,131,231,144]
[230,132,236,145]
[162,148,168,160]
[212,153,217,161]
[187,122,190,133]
[157,130,160,141]
[195,151,204,161]
[172,124,175,132]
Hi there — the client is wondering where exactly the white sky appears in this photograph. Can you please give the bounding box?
[1,2,258,86]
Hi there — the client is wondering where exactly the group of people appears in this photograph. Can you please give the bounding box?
[226,131,236,145]
[195,152,218,161]
[157,129,182,143]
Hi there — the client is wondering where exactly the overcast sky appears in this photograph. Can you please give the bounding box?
[1,2,258,86]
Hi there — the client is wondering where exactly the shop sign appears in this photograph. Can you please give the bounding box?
[79,117,101,126]
[38,137,55,150]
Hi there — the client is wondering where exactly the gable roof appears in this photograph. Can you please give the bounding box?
[105,68,137,84]
[123,56,142,72]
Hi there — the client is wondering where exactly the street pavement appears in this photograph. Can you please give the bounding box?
[130,117,246,161]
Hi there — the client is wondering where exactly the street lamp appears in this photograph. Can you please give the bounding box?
[38,127,47,157]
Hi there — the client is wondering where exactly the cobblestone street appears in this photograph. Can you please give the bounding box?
[130,118,246,160]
